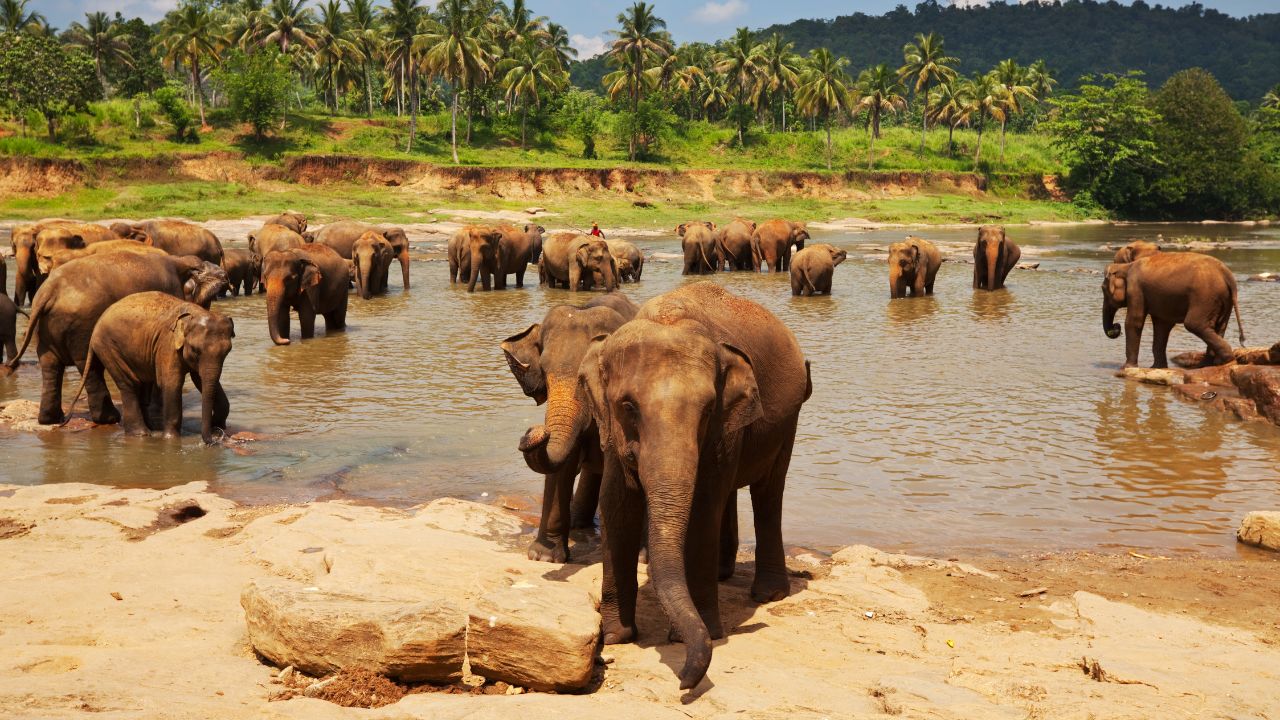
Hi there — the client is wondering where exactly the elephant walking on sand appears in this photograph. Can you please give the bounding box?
[790,244,847,296]
[584,282,811,690]
[888,236,942,298]
[64,293,235,444]
[1103,252,1245,368]
[501,292,638,562]
[973,225,1021,291]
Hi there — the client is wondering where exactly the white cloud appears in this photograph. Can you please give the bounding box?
[692,0,748,24]
[570,34,608,60]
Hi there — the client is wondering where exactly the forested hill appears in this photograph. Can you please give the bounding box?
[570,1,1280,100]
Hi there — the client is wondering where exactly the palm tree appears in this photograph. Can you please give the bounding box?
[421,0,493,161]
[160,1,220,127]
[262,0,316,53]
[312,0,363,112]
[795,48,851,171]
[545,22,577,68]
[966,71,1005,165]
[382,0,423,119]
[701,73,731,121]
[345,0,381,116]
[854,64,906,169]
[757,33,801,132]
[714,27,763,146]
[224,0,268,50]
[1023,59,1057,127]
[928,79,971,157]
[66,12,133,97]
[898,31,957,155]
[495,0,548,45]
[604,2,672,160]
[497,41,566,147]
[992,59,1035,162]
[0,0,44,33]
[1264,84,1280,109]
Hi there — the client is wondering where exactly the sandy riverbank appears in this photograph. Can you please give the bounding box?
[1,482,1277,719]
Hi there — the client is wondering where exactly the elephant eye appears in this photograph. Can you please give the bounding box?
[621,400,638,419]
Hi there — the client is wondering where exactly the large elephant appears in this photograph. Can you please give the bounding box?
[221,248,262,297]
[47,239,167,272]
[312,221,412,290]
[541,233,618,291]
[263,211,308,234]
[501,292,639,562]
[973,225,1021,291]
[751,219,809,272]
[888,236,942,298]
[790,243,847,296]
[13,221,125,296]
[677,221,719,275]
[1102,252,1245,368]
[248,223,307,257]
[1113,240,1161,264]
[111,220,224,265]
[10,219,82,306]
[1,252,227,425]
[715,218,757,271]
[262,245,350,346]
[583,282,811,690]
[64,292,234,444]
[496,224,545,289]
[352,231,393,299]
[607,239,644,282]
[447,225,505,292]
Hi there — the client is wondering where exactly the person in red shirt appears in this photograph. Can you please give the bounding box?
[589,222,605,239]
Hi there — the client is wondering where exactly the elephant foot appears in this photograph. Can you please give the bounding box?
[602,621,636,645]
[527,536,568,564]
[91,407,121,425]
[718,560,735,582]
[38,409,66,426]
[750,574,791,604]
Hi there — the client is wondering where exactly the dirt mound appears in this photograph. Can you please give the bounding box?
[0,157,84,196]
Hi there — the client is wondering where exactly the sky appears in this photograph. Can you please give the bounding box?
[31,0,1280,59]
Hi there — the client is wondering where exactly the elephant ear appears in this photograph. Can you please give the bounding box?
[301,260,322,309]
[578,336,612,450]
[718,343,763,435]
[675,223,687,237]
[575,243,591,267]
[500,323,546,403]
[171,312,193,351]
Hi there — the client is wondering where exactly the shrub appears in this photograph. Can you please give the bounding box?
[153,84,197,143]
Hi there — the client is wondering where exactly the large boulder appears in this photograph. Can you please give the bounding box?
[1230,365,1280,424]
[467,585,600,692]
[1237,512,1280,552]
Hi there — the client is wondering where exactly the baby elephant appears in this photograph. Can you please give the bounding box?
[65,292,235,444]
[888,236,942,298]
[790,243,847,296]
[221,248,263,297]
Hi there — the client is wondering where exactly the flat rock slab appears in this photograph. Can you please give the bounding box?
[1237,511,1280,552]
[468,585,600,692]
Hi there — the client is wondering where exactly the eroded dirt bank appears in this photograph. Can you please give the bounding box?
[1,482,1277,720]
[0,153,1051,202]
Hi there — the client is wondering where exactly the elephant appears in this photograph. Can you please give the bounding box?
[1102,252,1245,368]
[715,218,757,271]
[21,221,127,288]
[972,225,1021,291]
[352,231,394,299]
[447,225,505,292]
[0,292,23,363]
[751,219,809,272]
[541,233,619,291]
[262,244,350,346]
[1,251,227,425]
[790,243,847,296]
[0,254,5,297]
[63,292,234,444]
[501,292,639,562]
[495,224,545,289]
[677,221,719,275]
[221,248,262,297]
[46,240,167,272]
[183,262,229,310]
[888,236,942,298]
[582,282,811,690]
[312,221,412,290]
[607,239,644,282]
[1113,240,1161,264]
[248,223,307,258]
[10,219,87,306]
[263,211,308,234]
[110,220,224,265]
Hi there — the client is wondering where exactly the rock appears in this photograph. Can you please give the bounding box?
[241,581,467,683]
[1121,367,1185,386]
[466,584,600,692]
[1237,512,1280,552]
[1230,365,1280,424]
[524,207,546,215]
[1181,364,1235,387]
[1014,262,1040,270]
[1246,273,1278,282]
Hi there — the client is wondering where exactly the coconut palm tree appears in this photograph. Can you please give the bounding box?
[992,59,1035,162]
[0,0,45,34]
[854,64,906,169]
[898,31,957,155]
[1024,59,1057,127]
[382,0,423,119]
[262,0,316,53]
[345,0,381,116]
[1264,84,1280,109]
[312,0,363,112]
[714,27,763,146]
[545,22,577,68]
[224,0,268,50]
[701,73,731,121]
[66,12,134,97]
[495,0,548,46]
[795,48,851,171]
[966,71,1005,165]
[421,0,493,161]
[757,33,801,132]
[928,79,971,157]
[160,1,220,127]
[603,2,672,160]
[497,41,566,147]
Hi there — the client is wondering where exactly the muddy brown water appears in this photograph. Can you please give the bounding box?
[2,221,1279,556]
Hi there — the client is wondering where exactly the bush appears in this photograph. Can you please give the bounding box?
[557,90,605,159]
[613,98,675,161]
[214,50,290,140]
[153,84,197,143]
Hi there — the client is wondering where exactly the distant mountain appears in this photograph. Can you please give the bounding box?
[570,1,1280,101]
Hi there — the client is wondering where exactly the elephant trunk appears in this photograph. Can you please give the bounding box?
[266,282,290,346]
[1103,302,1122,339]
[357,254,373,300]
[520,377,585,474]
[468,246,483,292]
[398,247,411,290]
[986,240,1000,291]
[199,366,221,445]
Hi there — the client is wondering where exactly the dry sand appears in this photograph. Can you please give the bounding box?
[1,481,1278,720]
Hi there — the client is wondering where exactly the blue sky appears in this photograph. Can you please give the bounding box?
[32,0,1280,58]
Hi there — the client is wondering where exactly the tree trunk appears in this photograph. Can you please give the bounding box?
[999,117,1007,163]
[919,81,929,155]
[867,123,875,171]
[365,63,374,116]
[825,118,832,171]
[407,58,417,152]
[465,88,473,145]
[192,57,206,128]
[450,88,460,164]
[781,96,787,132]
[974,120,984,165]
[948,122,955,157]
[520,105,527,149]
[397,59,404,116]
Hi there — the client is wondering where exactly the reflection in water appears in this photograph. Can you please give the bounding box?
[3,222,1280,555]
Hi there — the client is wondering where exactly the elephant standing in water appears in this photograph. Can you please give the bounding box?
[678,222,719,275]
[447,225,505,292]
[715,218,757,271]
[261,245,350,345]
[352,232,393,299]
[606,239,644,282]
[1,292,21,364]
[111,220,224,265]
[64,292,235,444]
[541,234,619,291]
[973,225,1021,291]
[583,282,811,690]
[312,221,412,290]
[751,219,809,272]
[1,252,227,425]
[221,249,262,297]
[495,224,545,289]
[888,236,942,298]
[1103,252,1244,368]
[501,292,638,562]
[12,220,125,305]
[790,243,847,296]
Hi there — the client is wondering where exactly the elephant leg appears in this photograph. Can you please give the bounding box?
[3,336,15,364]
[83,359,120,426]
[1124,305,1145,368]
[515,267,524,288]
[1150,319,1174,369]
[157,377,183,438]
[38,353,66,425]
[599,455,641,645]
[570,469,601,529]
[568,264,581,292]
[299,309,317,339]
[973,262,982,289]
[791,274,802,296]
[750,425,795,604]
[117,380,150,437]
[137,382,159,432]
[719,490,738,581]
[324,306,347,333]
[529,465,575,563]
[1185,314,1234,367]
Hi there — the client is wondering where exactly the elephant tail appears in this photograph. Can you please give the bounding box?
[1,292,45,377]
[697,241,714,274]
[61,347,95,427]
[1233,289,1246,344]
